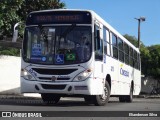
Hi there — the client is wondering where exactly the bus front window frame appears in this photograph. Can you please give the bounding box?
[23,25,92,65]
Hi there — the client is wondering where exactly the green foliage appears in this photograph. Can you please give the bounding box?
[123,34,138,47]
[123,34,145,48]
[0,0,66,38]
[147,45,160,78]
[124,34,160,79]
[18,0,66,21]
[140,45,151,76]
[0,46,20,56]
[0,0,23,38]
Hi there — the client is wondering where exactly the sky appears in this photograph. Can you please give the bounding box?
[62,0,160,46]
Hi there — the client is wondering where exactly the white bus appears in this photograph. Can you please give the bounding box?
[19,9,141,106]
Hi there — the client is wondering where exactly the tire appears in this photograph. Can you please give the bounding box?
[41,93,60,104]
[93,81,110,106]
[126,86,133,102]
[119,86,133,103]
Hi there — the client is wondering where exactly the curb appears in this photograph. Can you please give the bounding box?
[135,95,160,99]
[145,96,160,99]
[0,94,41,100]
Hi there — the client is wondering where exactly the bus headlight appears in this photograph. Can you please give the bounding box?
[74,68,92,81]
[21,69,35,80]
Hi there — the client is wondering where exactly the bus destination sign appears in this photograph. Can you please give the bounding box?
[26,11,91,25]
[36,15,82,23]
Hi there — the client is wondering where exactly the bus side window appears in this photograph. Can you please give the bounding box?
[134,51,139,69]
[138,53,141,70]
[118,38,124,62]
[129,48,134,67]
[94,25,103,61]
[103,26,110,56]
[111,33,118,59]
[124,43,129,65]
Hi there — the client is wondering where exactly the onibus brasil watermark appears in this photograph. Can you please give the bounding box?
[1,111,159,117]
[129,112,158,117]
[2,112,42,118]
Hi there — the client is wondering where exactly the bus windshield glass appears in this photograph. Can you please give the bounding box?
[23,26,92,65]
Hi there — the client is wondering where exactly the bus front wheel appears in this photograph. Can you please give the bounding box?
[41,93,60,104]
[93,81,110,106]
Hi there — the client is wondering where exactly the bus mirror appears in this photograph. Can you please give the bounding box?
[12,29,18,42]
[12,22,21,42]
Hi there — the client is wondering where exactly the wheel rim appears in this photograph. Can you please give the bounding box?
[100,86,108,101]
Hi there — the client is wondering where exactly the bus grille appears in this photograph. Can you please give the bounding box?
[32,68,77,75]
[41,84,66,90]
[38,77,70,81]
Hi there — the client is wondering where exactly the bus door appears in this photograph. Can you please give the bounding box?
[94,24,104,93]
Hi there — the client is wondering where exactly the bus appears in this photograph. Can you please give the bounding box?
[19,9,141,106]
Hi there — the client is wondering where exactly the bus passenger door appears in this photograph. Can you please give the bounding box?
[94,24,104,94]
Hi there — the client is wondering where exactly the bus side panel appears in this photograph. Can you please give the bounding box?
[109,58,120,95]
[133,69,141,95]
[93,61,104,94]
[119,62,131,95]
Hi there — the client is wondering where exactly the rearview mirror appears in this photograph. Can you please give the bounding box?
[12,22,21,42]
[12,29,18,42]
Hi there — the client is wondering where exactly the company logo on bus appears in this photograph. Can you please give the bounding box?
[51,76,57,81]
[120,68,129,77]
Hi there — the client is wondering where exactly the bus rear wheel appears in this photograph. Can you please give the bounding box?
[119,87,133,102]
[126,86,133,102]
[93,81,110,106]
[41,93,60,105]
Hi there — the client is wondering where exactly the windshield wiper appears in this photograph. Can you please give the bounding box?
[60,24,76,38]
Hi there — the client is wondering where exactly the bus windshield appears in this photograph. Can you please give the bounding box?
[23,26,92,65]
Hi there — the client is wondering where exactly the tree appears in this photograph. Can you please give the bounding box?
[147,45,160,78]
[123,34,138,47]
[0,0,66,39]
[18,0,66,21]
[124,34,160,80]
[0,0,23,39]
[140,44,151,76]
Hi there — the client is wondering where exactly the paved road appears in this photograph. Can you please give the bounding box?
[0,96,160,120]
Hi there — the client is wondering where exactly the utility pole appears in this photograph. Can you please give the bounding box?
[135,17,146,49]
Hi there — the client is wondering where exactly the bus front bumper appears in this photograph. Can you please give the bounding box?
[21,77,103,95]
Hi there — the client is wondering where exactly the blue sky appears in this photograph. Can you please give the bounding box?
[63,0,160,46]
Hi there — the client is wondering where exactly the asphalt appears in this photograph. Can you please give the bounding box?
[0,94,160,100]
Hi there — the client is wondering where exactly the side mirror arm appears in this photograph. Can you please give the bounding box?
[12,22,23,42]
